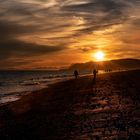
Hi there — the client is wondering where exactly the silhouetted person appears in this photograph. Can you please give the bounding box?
[93,69,98,82]
[74,70,79,79]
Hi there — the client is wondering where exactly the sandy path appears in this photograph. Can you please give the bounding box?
[71,72,140,140]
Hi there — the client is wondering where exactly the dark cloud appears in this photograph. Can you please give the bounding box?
[0,0,136,39]
[0,18,65,62]
[0,20,38,39]
[0,0,139,69]
[0,39,64,59]
[62,0,125,13]
[61,0,131,36]
[79,45,98,52]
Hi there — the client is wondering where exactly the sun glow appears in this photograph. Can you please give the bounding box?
[93,51,105,61]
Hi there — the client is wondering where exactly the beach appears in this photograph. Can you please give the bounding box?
[0,70,74,104]
[0,70,140,140]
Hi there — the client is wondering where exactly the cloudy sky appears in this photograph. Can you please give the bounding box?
[0,0,140,69]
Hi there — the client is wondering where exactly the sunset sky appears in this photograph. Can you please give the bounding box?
[0,0,140,69]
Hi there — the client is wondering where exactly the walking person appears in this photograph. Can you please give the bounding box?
[74,70,79,79]
[93,69,98,82]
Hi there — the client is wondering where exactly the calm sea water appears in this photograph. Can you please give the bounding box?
[0,70,73,104]
[0,70,107,104]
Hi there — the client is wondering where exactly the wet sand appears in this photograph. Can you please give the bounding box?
[0,70,140,140]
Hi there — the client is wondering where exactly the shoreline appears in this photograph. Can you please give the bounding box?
[1,69,139,106]
[0,70,140,139]
[0,76,73,106]
[0,70,117,106]
[0,69,139,111]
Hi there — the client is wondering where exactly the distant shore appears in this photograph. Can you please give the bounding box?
[0,70,140,140]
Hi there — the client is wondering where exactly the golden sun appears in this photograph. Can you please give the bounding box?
[93,51,105,61]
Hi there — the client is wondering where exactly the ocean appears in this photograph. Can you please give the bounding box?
[0,70,108,105]
[0,70,73,105]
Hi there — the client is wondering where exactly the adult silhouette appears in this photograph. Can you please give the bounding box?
[93,69,98,82]
[74,70,79,79]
